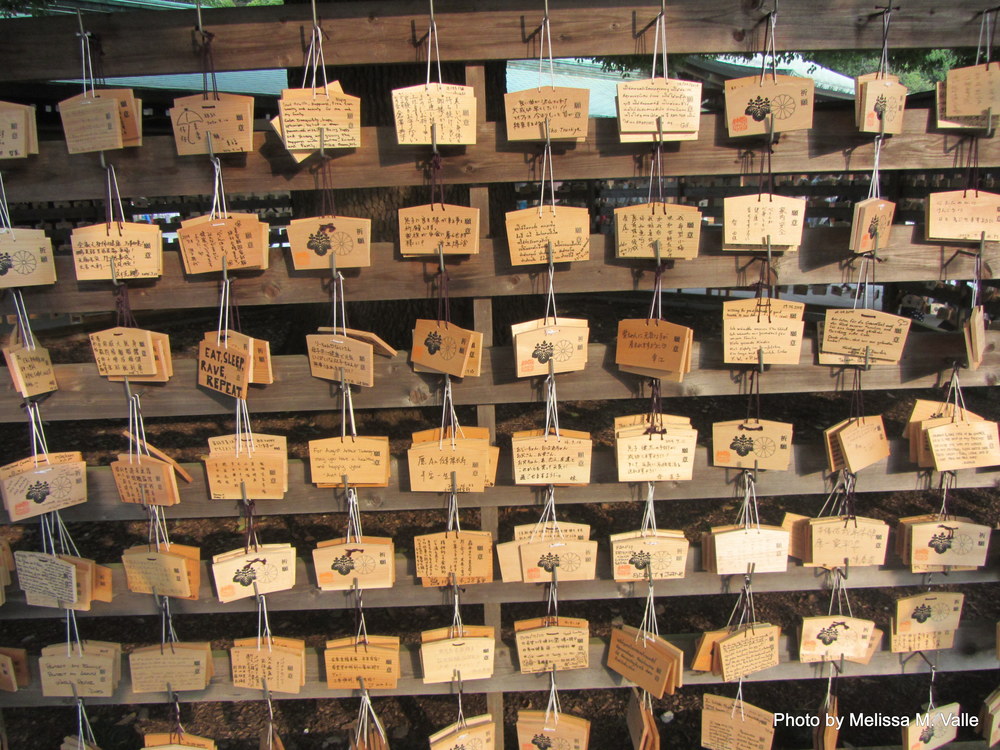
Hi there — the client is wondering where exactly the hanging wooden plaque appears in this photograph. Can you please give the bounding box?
[391,83,477,145]
[504,86,589,141]
[308,436,391,487]
[504,205,590,266]
[0,229,56,287]
[926,189,1000,241]
[614,202,701,259]
[723,193,806,249]
[821,308,911,363]
[58,94,122,154]
[313,536,395,591]
[618,77,702,135]
[723,75,814,137]
[277,85,360,151]
[945,64,1000,117]
[169,93,254,155]
[70,222,162,281]
[701,693,775,750]
[286,215,371,270]
[398,204,480,256]
[306,333,374,387]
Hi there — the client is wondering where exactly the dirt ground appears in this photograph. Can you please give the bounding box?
[2,290,999,749]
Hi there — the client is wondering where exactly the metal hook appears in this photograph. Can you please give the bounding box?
[319,126,326,158]
[195,0,204,33]
[756,348,764,373]
[221,253,228,283]
[206,129,214,160]
[431,122,438,155]
[437,242,445,275]
[109,256,122,287]
[653,239,662,266]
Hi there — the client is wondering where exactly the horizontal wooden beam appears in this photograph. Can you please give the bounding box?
[3,439,999,525]
[2,332,995,424]
[10,225,997,315]
[2,544,995,621]
[0,624,992,707]
[1,108,994,202]
[0,1,992,83]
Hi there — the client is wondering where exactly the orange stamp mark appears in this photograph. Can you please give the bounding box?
[732,116,748,132]
[716,451,731,463]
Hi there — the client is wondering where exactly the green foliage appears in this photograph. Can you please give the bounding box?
[591,49,978,93]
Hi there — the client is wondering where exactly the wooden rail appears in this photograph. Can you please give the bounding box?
[0,624,992,708]
[1,548,996,620]
[3,440,998,526]
[0,0,993,82]
[3,333,995,424]
[0,108,992,202]
[8,225,997,315]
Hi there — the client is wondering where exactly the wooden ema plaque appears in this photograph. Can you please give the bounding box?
[313,536,395,591]
[398,204,480,256]
[722,298,804,366]
[410,319,474,377]
[176,213,269,274]
[419,625,495,684]
[143,733,218,748]
[903,703,961,750]
[890,592,963,653]
[704,526,789,576]
[513,317,589,377]
[616,318,693,379]
[504,86,589,141]
[519,537,598,583]
[324,634,400,689]
[111,454,180,506]
[286,215,371,270]
[414,530,493,586]
[505,205,591,266]
[965,306,988,371]
[0,100,39,159]
[614,202,701,259]
[89,327,157,378]
[203,432,288,500]
[926,190,1000,241]
[905,518,991,569]
[407,436,491,492]
[715,623,781,681]
[856,76,907,134]
[945,64,1000,117]
[936,80,1000,130]
[701,693,775,750]
[0,229,56,288]
[39,641,121,698]
[723,193,806,250]
[849,197,895,254]
[13,550,77,604]
[0,647,29,692]
[428,714,495,750]
[58,93,122,154]
[799,615,875,662]
[198,332,251,399]
[129,642,213,693]
[724,74,814,137]
[70,222,163,281]
[122,543,200,599]
[513,616,589,673]
[617,77,702,138]
[821,308,911,363]
[626,688,660,750]
[277,85,360,151]
[927,419,1000,471]
[306,333,374,387]
[308,435,390,488]
[511,428,592,485]
[786,514,889,568]
[1,460,87,522]
[609,530,688,581]
[607,624,683,698]
[615,422,697,482]
[229,636,305,694]
[496,522,591,583]
[712,419,792,471]
[4,343,57,398]
[211,544,295,602]
[169,93,254,155]
[391,83,477,145]
[516,710,591,750]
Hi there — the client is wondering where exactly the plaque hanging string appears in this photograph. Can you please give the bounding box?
[303,0,329,96]
[736,470,761,533]
[75,693,98,750]
[530,484,562,541]
[75,10,96,99]
[158,590,179,654]
[353,579,369,646]
[827,565,853,618]
[545,561,558,625]
[725,564,756,635]
[637,565,659,643]
[640,481,658,537]
[537,0,554,90]
[195,3,219,102]
[975,8,999,70]
[449,572,465,639]
[354,678,388,747]
[757,3,778,85]
[424,0,443,90]
[11,288,37,352]
[255,580,273,652]
[543,664,562,728]
[438,373,462,449]
[0,171,14,239]
[344,478,363,545]
[937,469,957,519]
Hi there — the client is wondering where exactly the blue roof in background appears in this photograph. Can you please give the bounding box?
[58,69,289,96]
[506,59,642,118]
